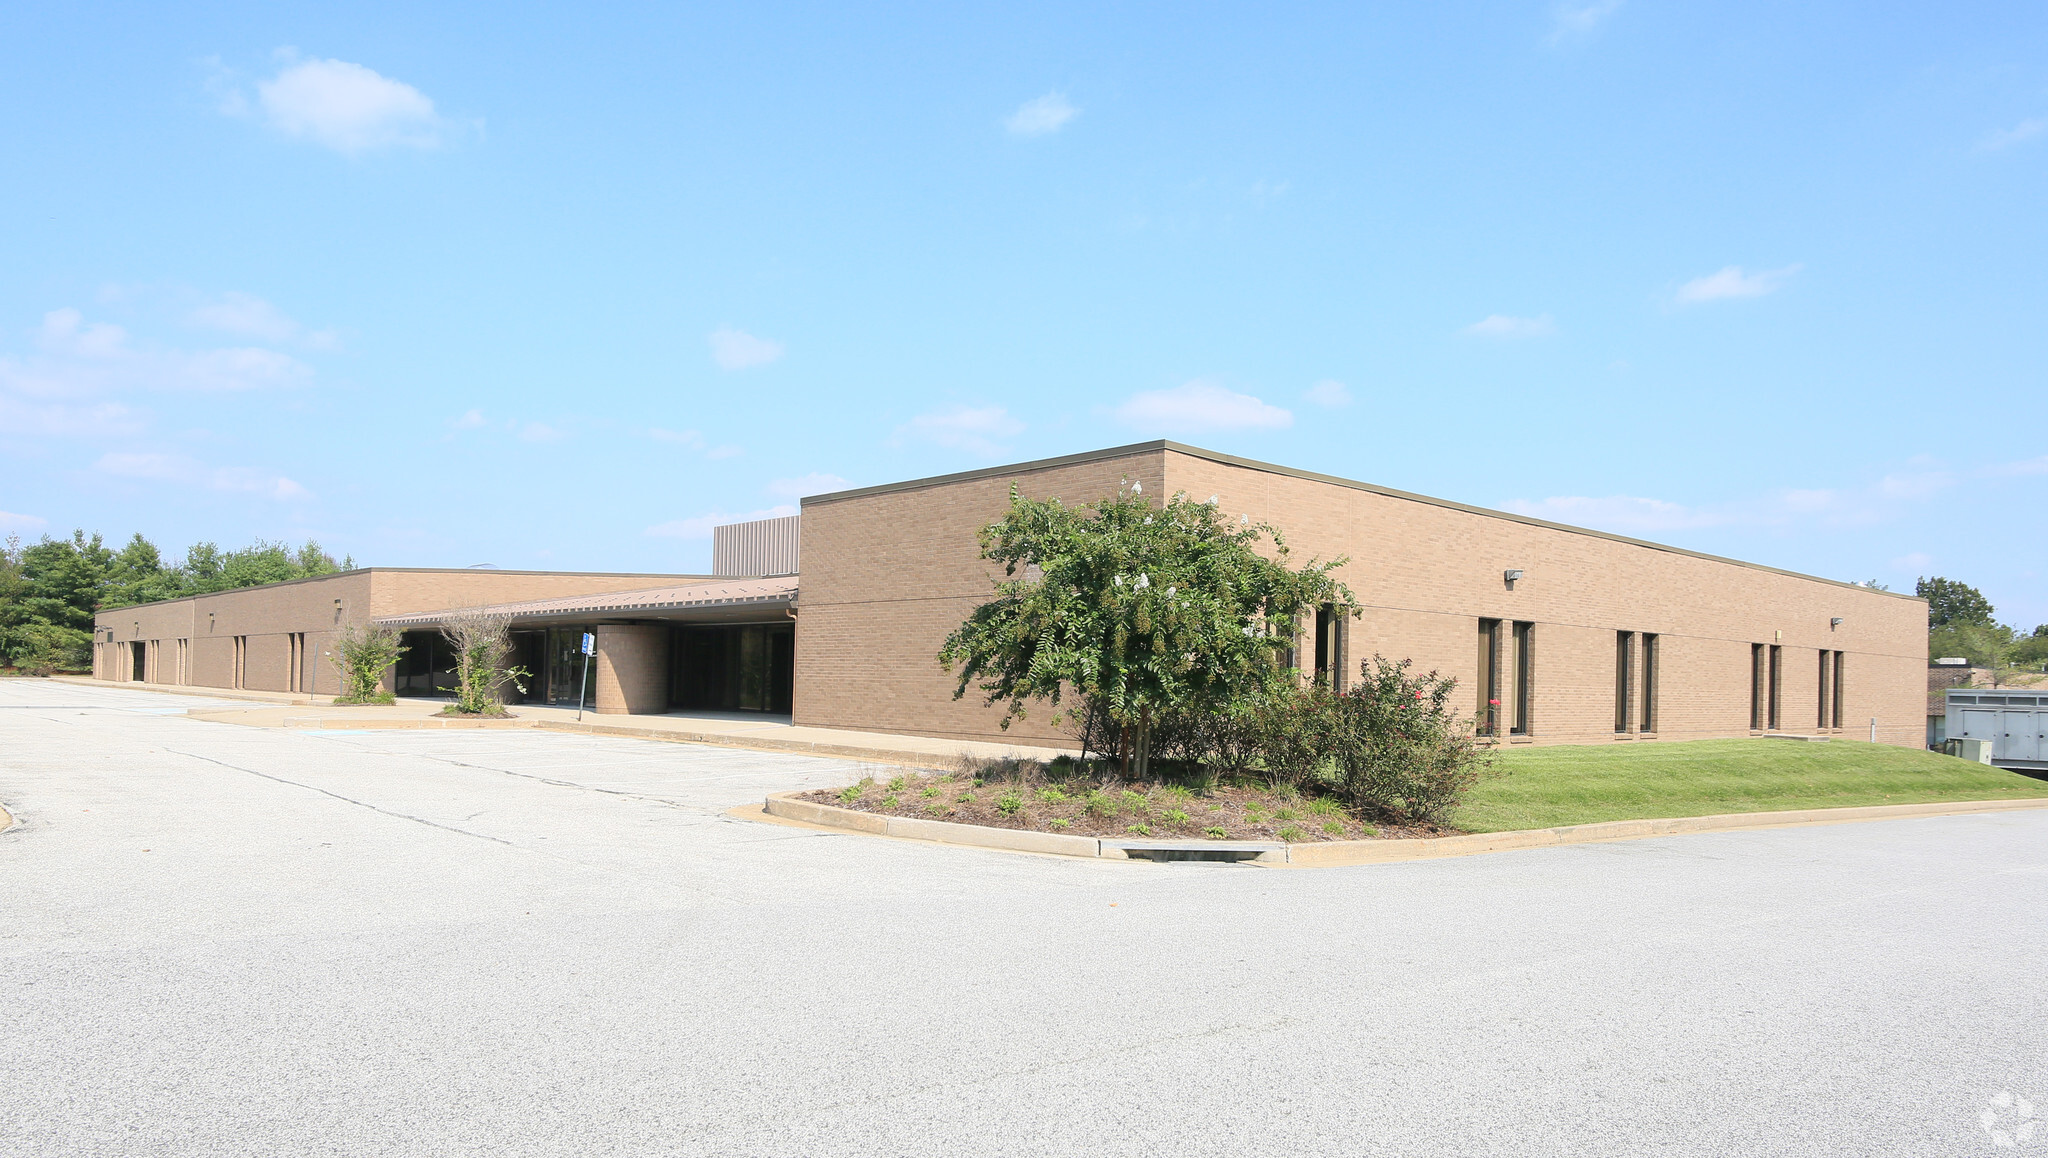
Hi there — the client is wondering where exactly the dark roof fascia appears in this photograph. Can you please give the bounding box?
[801,439,1925,603]
[97,568,713,615]
[799,441,1172,508]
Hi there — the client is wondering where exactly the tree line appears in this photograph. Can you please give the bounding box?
[1917,576,2048,671]
[0,531,351,673]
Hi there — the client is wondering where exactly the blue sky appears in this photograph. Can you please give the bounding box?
[3,2,2044,626]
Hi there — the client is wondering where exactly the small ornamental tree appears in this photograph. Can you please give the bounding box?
[440,608,528,716]
[329,620,406,704]
[938,480,1353,780]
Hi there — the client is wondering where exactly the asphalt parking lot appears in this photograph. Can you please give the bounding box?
[3,679,2044,1157]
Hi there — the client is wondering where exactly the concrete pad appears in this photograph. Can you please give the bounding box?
[7,679,2048,1157]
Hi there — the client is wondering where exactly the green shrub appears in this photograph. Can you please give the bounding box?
[1126,823,1153,837]
[1048,817,1071,829]
[1161,808,1191,825]
[1306,797,1341,817]
[1322,820,1344,835]
[880,794,901,808]
[996,790,1024,815]
[1327,656,1498,825]
[1274,807,1298,821]
[839,784,865,803]
[887,775,907,791]
[1277,824,1307,842]
[920,785,942,799]
[1084,790,1115,818]
[1204,826,1228,838]
[1036,786,1069,803]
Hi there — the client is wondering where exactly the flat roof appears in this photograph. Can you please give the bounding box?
[801,439,1925,602]
[99,568,711,614]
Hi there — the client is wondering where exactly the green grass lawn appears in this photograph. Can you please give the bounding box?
[1457,738,2048,833]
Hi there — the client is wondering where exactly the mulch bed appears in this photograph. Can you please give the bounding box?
[799,770,1459,842]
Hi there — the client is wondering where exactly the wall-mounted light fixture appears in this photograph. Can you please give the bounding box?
[1830,617,1843,629]
[1503,569,1524,591]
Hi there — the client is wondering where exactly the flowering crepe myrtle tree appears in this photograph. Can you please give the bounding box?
[939,479,1354,779]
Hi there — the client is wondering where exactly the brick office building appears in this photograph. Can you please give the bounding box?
[96,440,1929,749]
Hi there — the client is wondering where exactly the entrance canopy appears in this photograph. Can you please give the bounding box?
[376,576,796,630]
[377,577,799,714]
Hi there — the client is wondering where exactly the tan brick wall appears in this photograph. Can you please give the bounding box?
[592,625,668,714]
[795,449,1168,747]
[96,569,699,695]
[794,446,1927,749]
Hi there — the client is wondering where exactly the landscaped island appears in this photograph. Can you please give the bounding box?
[809,740,2048,843]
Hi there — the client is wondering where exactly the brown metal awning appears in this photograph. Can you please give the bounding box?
[377,576,798,628]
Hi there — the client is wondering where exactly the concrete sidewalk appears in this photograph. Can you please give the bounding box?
[51,675,1069,768]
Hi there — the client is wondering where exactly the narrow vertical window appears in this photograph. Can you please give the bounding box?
[1832,651,1845,729]
[1641,634,1658,734]
[1817,650,1831,729]
[1615,631,1634,733]
[1751,643,1765,730]
[1477,619,1501,735]
[1767,644,1782,731]
[1314,604,1340,689]
[1511,621,1534,735]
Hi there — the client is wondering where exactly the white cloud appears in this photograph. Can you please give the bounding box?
[1115,381,1292,434]
[1006,92,1079,137]
[0,308,311,404]
[1463,314,1556,339]
[253,56,444,154]
[516,421,565,443]
[0,510,47,531]
[766,473,850,500]
[649,427,704,447]
[1981,117,2046,151]
[1988,455,2048,477]
[0,395,141,440]
[1877,469,1953,500]
[645,504,797,540]
[1501,495,1727,534]
[650,428,744,459]
[93,452,309,501]
[1674,264,1802,304]
[708,327,784,370]
[1549,0,1623,42]
[452,408,487,429]
[1505,463,1965,538]
[188,291,338,349]
[1304,379,1351,408]
[896,405,1027,456]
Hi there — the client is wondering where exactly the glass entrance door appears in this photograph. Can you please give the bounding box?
[546,627,595,707]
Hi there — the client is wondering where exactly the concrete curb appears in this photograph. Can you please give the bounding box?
[760,791,2048,867]
[531,721,956,770]
[51,676,322,707]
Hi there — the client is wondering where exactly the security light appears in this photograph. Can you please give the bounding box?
[1830,617,1843,629]
[1503,569,1524,581]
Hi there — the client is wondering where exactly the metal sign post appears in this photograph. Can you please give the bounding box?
[577,632,595,721]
